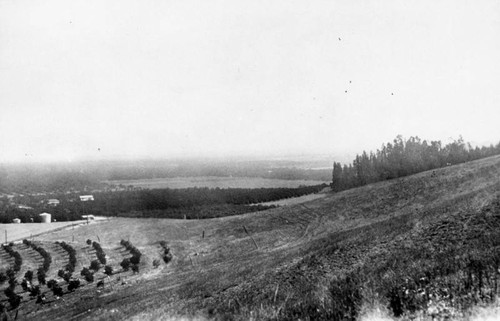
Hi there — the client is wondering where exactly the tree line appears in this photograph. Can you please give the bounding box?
[331,135,500,192]
[90,184,327,217]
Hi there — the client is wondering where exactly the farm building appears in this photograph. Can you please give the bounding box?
[39,212,52,223]
[17,205,33,210]
[79,195,94,202]
[82,215,95,221]
[47,199,60,206]
[12,218,21,224]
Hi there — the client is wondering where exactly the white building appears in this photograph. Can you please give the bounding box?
[79,195,94,202]
[47,199,60,206]
[39,212,52,223]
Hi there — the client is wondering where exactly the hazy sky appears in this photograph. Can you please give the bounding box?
[1,0,499,162]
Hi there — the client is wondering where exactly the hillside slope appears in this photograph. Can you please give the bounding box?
[12,155,500,320]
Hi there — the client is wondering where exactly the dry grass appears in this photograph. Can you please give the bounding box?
[0,220,93,244]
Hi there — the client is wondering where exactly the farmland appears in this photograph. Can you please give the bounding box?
[105,176,328,190]
[0,155,500,320]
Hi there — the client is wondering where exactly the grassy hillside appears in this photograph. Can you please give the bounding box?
[2,155,500,320]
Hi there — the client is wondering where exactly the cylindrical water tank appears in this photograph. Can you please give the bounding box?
[39,213,51,223]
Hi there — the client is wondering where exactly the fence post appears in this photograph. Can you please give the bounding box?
[243,226,259,249]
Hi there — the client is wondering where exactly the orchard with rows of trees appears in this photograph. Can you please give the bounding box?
[331,135,500,192]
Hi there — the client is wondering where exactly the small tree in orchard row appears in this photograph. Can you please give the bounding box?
[80,267,94,283]
[130,255,140,265]
[8,294,21,309]
[120,258,131,271]
[85,273,94,283]
[80,267,90,277]
[68,279,80,292]
[56,269,72,283]
[90,260,101,272]
[92,241,107,265]
[58,241,77,273]
[104,265,113,276]
[21,278,30,291]
[52,284,64,297]
[4,281,21,309]
[24,270,34,282]
[37,268,46,285]
[47,279,58,289]
[160,241,173,264]
[63,272,72,283]
[29,285,41,298]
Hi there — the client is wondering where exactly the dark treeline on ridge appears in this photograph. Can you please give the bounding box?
[331,135,500,192]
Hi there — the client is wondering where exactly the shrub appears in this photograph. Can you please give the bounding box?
[90,260,101,271]
[153,259,161,268]
[30,285,41,297]
[86,239,92,245]
[26,241,52,272]
[37,268,46,285]
[3,245,23,272]
[21,278,30,291]
[36,294,45,304]
[52,284,64,297]
[58,269,65,278]
[120,258,130,271]
[24,270,33,282]
[0,272,7,284]
[160,241,173,264]
[104,265,113,276]
[84,273,94,283]
[130,255,140,265]
[121,239,142,265]
[6,268,15,280]
[8,278,17,289]
[8,294,21,309]
[68,279,80,292]
[59,241,77,273]
[81,267,91,277]
[131,264,139,273]
[4,287,15,298]
[92,241,107,265]
[63,272,72,283]
[47,279,57,289]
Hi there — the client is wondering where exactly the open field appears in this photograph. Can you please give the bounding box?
[254,191,328,207]
[1,155,500,320]
[0,219,108,244]
[105,176,328,189]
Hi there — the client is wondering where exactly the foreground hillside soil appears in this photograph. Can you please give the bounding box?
[3,155,500,320]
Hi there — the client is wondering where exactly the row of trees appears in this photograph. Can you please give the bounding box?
[331,136,500,192]
[90,184,327,215]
